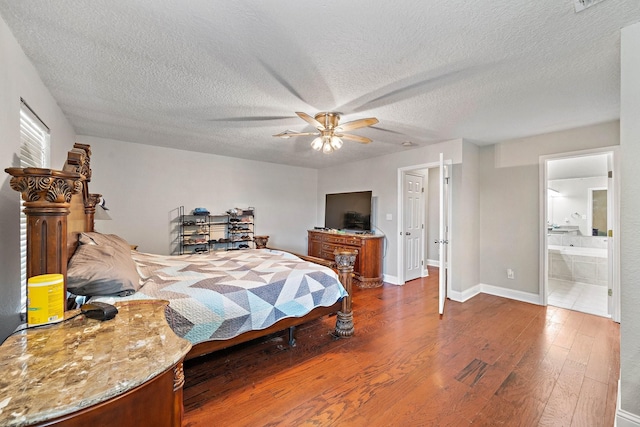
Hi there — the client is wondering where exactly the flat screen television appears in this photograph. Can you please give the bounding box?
[324,191,372,232]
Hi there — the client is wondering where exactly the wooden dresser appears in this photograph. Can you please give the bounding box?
[308,230,384,288]
[0,300,191,427]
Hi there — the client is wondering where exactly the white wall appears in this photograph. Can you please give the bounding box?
[453,141,480,295]
[619,21,640,426]
[493,121,620,168]
[479,121,619,297]
[79,136,318,255]
[0,14,76,341]
[317,139,463,283]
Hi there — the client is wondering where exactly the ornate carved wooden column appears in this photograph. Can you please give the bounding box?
[4,167,84,290]
[334,249,357,337]
[86,193,101,232]
[65,144,95,232]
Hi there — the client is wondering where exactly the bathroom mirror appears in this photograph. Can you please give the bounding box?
[589,188,607,236]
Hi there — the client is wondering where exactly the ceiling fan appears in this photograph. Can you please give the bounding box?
[273,112,379,154]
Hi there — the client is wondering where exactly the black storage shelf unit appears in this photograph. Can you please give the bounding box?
[178,206,255,254]
[178,206,212,254]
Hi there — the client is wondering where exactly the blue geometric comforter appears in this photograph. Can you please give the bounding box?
[93,249,347,345]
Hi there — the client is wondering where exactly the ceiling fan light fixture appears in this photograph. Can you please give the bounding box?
[322,141,334,154]
[276,111,377,154]
[311,137,323,151]
[330,136,343,150]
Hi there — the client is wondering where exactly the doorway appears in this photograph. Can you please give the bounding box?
[398,158,452,315]
[541,149,619,321]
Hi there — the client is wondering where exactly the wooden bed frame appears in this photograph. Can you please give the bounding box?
[5,143,356,360]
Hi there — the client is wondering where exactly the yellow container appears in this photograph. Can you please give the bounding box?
[27,274,65,326]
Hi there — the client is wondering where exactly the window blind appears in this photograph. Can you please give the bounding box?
[19,100,50,314]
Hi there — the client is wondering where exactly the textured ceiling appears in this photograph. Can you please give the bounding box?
[1,1,639,169]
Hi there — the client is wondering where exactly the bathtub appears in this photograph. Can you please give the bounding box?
[548,245,607,258]
[548,244,608,286]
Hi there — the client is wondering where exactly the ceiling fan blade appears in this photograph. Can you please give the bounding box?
[336,133,372,144]
[273,130,319,138]
[335,117,379,132]
[209,115,294,122]
[296,112,325,130]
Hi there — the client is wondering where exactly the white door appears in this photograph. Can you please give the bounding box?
[403,172,424,282]
[438,154,451,316]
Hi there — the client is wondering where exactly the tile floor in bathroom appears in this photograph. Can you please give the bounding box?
[548,278,609,317]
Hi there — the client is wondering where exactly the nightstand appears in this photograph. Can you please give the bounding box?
[0,300,191,426]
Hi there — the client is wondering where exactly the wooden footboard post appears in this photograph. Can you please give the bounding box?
[334,249,357,337]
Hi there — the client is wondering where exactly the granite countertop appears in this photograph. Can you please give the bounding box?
[0,300,191,427]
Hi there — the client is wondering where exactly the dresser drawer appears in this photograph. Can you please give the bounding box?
[324,235,360,247]
[322,243,336,251]
[324,235,347,244]
[343,237,361,246]
[310,234,323,242]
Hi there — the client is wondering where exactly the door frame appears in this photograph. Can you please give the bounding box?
[539,146,620,322]
[397,163,436,284]
[397,160,453,288]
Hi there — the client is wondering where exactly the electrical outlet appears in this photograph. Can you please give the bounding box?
[507,269,515,279]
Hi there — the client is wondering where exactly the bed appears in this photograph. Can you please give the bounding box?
[5,143,356,361]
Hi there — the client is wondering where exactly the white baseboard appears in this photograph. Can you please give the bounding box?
[616,410,640,427]
[448,283,540,305]
[386,269,431,284]
[383,274,400,285]
[426,259,439,267]
[388,267,431,284]
[387,274,541,304]
[616,380,640,426]
[449,284,481,302]
[385,276,542,307]
[478,283,541,305]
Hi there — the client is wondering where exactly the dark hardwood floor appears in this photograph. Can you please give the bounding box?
[183,267,620,426]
